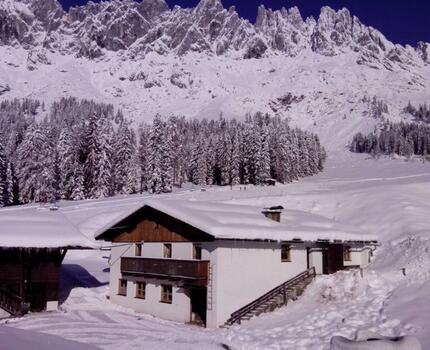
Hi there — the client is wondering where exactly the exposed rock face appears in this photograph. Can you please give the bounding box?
[0,0,428,69]
[416,42,430,64]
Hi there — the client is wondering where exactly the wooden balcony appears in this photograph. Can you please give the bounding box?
[120,257,209,287]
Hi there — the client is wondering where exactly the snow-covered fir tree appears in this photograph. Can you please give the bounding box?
[83,114,113,199]
[146,115,166,194]
[17,124,56,203]
[113,122,139,194]
[0,97,327,203]
[0,141,6,207]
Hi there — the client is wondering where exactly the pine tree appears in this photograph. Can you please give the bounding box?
[146,115,165,194]
[0,141,6,207]
[160,117,174,192]
[5,161,15,205]
[255,124,271,184]
[83,114,113,199]
[113,122,138,194]
[70,164,85,200]
[138,125,150,192]
[17,124,56,203]
[57,129,77,199]
[190,134,207,185]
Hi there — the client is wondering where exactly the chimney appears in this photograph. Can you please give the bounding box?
[262,205,284,222]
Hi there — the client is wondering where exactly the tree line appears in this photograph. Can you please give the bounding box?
[0,97,326,205]
[350,119,430,158]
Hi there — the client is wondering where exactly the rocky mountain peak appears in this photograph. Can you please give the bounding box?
[0,0,427,70]
[137,0,169,19]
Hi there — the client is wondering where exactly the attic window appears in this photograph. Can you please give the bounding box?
[281,244,291,262]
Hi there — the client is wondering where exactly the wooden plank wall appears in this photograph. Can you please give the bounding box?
[107,207,214,243]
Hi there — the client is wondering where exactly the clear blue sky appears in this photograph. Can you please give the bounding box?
[58,0,430,46]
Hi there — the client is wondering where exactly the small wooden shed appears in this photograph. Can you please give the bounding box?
[0,207,95,316]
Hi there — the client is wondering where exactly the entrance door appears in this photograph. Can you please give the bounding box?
[190,288,207,326]
[322,244,344,274]
[328,244,344,273]
[30,283,46,312]
[322,248,329,274]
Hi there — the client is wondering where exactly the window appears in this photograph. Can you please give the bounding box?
[281,244,291,262]
[163,243,172,258]
[343,246,352,261]
[135,281,146,299]
[193,244,202,260]
[161,285,172,304]
[135,243,142,256]
[118,279,127,296]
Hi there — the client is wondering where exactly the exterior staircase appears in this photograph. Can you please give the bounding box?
[224,267,316,327]
[0,287,27,317]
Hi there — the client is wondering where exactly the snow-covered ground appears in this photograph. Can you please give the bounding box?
[2,153,430,349]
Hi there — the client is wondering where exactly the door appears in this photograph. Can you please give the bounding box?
[29,283,46,312]
[322,247,329,274]
[321,244,344,274]
[190,288,207,326]
[328,244,344,273]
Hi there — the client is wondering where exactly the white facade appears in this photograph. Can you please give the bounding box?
[344,246,372,268]
[108,240,373,328]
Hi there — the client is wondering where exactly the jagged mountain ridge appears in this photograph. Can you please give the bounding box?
[1,0,429,68]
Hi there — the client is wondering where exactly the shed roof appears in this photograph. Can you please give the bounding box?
[0,206,96,249]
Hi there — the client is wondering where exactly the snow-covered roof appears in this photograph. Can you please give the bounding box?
[82,197,376,243]
[0,196,376,248]
[133,199,377,243]
[0,206,97,249]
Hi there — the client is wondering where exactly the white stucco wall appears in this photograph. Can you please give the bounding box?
[344,247,372,268]
[108,242,211,324]
[207,241,308,328]
[108,241,373,328]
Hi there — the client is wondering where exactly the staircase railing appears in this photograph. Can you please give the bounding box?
[0,287,26,317]
[225,267,316,326]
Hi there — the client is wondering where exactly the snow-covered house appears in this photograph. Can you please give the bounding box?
[95,199,377,328]
[0,207,95,316]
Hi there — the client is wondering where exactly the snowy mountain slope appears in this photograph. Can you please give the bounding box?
[0,0,429,152]
[1,47,429,152]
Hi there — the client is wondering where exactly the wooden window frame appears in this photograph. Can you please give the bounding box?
[163,243,172,259]
[193,243,202,260]
[160,284,172,304]
[135,281,146,299]
[118,279,127,296]
[135,243,142,257]
[343,246,352,261]
[281,244,291,262]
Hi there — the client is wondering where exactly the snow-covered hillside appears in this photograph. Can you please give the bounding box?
[0,0,429,151]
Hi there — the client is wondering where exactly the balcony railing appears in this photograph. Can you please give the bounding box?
[121,257,209,286]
